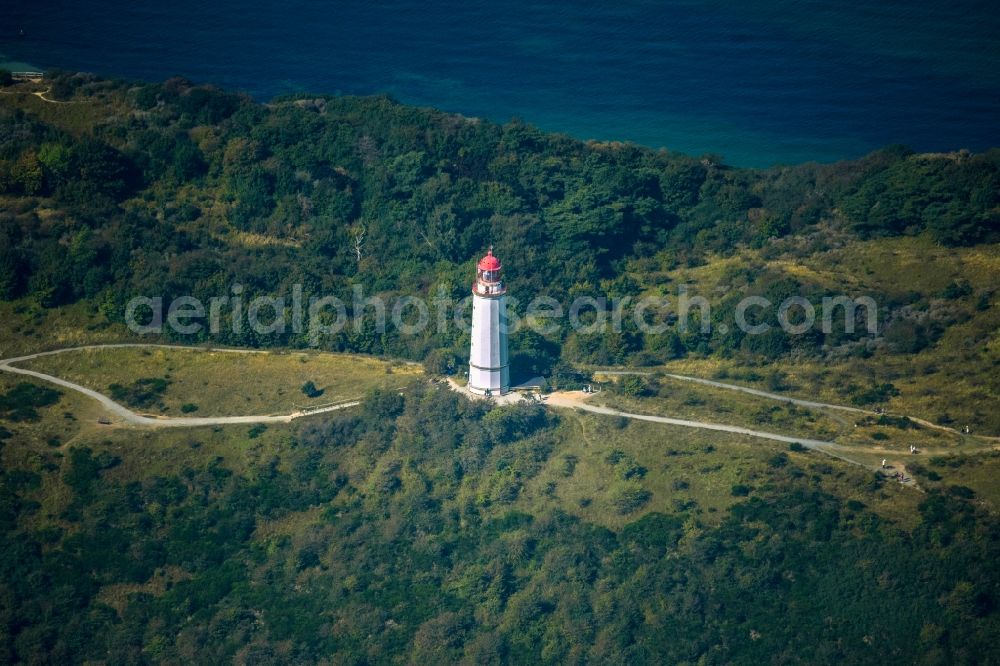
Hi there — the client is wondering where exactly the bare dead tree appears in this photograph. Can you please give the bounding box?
[356,135,378,167]
[351,223,366,265]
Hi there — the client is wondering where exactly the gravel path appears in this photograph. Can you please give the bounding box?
[660,373,869,413]
[544,391,914,480]
[0,344,357,427]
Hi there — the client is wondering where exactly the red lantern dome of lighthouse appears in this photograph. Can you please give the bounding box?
[473,247,506,296]
[478,248,501,271]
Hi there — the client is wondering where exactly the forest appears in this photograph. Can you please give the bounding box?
[1,382,999,663]
[1,72,999,663]
[0,71,998,375]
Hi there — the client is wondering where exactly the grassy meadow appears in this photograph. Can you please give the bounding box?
[18,346,422,416]
[638,235,1000,435]
[0,299,133,359]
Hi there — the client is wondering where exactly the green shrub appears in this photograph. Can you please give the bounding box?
[851,382,900,406]
[0,383,62,421]
[423,348,461,375]
[301,381,324,398]
[768,452,790,468]
[609,480,652,514]
[63,446,121,501]
[108,377,170,409]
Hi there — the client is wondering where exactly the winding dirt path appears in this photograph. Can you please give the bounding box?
[0,344,358,427]
[660,373,868,414]
[546,392,835,447]
[596,368,996,441]
[0,85,78,104]
[0,342,992,482]
[546,391,883,465]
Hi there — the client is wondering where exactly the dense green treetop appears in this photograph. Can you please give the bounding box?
[0,73,997,369]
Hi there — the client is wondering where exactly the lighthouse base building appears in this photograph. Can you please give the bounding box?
[468,248,510,396]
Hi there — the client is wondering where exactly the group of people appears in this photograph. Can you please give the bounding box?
[879,460,910,483]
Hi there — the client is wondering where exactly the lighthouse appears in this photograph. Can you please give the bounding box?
[468,248,510,396]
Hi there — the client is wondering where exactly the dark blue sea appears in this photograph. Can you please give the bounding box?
[2,0,998,166]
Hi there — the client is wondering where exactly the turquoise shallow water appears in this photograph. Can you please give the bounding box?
[1,0,998,166]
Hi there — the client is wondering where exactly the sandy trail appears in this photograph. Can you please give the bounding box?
[0,344,357,427]
[1,344,991,481]
[0,84,77,104]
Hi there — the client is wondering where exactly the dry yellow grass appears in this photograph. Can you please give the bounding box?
[810,237,1000,294]
[0,300,134,359]
[510,409,925,530]
[221,229,304,249]
[95,566,192,615]
[20,346,422,417]
[653,352,1000,439]
[0,84,131,135]
[593,376,846,441]
[639,235,1000,435]
[511,412,769,530]
[0,372,109,528]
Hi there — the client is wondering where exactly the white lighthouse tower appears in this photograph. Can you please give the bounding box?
[468,247,510,396]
